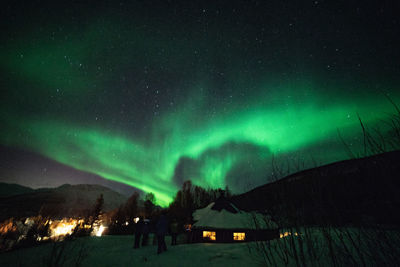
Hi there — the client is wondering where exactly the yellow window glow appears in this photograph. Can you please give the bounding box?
[233,232,245,241]
[203,231,216,240]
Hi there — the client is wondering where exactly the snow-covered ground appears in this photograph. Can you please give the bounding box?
[0,235,257,267]
[1,228,399,266]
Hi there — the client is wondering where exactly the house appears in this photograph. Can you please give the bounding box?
[190,196,279,243]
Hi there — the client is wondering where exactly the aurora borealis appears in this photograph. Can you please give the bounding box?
[1,1,399,206]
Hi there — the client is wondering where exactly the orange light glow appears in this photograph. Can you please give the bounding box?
[280,231,299,238]
[0,219,17,235]
[184,224,192,231]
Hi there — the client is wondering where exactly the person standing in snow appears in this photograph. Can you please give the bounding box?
[141,219,150,246]
[134,217,144,249]
[156,213,168,254]
[170,219,179,246]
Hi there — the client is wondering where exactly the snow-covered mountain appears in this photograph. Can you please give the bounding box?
[0,183,128,221]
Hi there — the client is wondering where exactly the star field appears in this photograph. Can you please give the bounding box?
[1,1,399,206]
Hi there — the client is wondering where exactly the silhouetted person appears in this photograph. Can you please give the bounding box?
[134,217,144,249]
[151,219,157,245]
[142,219,150,246]
[156,214,168,254]
[170,219,178,245]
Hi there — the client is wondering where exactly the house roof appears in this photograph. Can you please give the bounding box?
[210,196,239,213]
[192,200,277,230]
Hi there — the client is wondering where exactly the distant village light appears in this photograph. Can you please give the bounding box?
[50,219,78,238]
[184,224,192,231]
[25,218,34,226]
[0,219,17,234]
[134,217,140,223]
[95,225,105,237]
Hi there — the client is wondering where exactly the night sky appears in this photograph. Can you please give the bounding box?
[1,1,399,206]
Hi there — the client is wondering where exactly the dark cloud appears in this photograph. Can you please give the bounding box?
[173,141,271,190]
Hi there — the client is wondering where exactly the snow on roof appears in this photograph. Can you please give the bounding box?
[193,202,277,230]
[211,198,239,213]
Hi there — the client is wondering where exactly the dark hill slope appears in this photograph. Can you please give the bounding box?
[231,150,400,225]
[0,183,34,197]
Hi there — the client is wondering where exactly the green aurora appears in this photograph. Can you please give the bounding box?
[1,2,399,206]
[2,88,399,206]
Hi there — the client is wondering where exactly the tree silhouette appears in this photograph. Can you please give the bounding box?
[91,194,104,226]
[125,192,140,222]
[144,192,156,218]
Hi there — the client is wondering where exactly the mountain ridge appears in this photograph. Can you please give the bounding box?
[0,183,128,221]
[0,145,142,197]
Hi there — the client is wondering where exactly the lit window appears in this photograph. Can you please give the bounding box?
[233,232,245,241]
[203,231,216,241]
